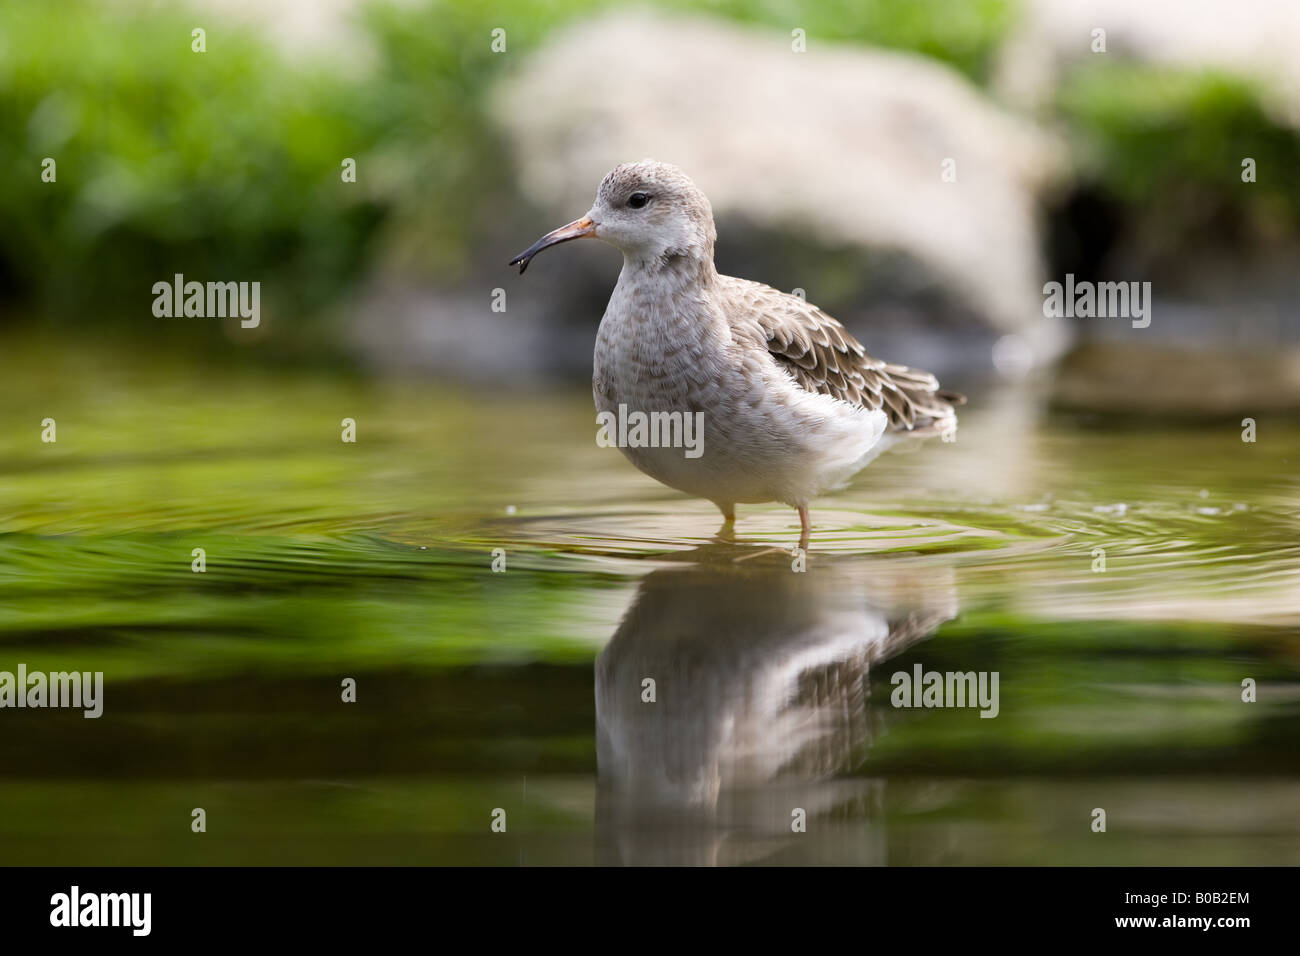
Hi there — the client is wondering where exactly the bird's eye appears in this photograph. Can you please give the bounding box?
[627,192,650,209]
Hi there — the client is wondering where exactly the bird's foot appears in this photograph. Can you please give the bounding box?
[712,505,736,544]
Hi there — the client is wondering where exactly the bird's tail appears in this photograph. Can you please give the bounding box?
[885,365,965,436]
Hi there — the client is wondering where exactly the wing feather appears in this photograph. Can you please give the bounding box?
[726,278,965,433]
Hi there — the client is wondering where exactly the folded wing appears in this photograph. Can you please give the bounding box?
[726,277,965,433]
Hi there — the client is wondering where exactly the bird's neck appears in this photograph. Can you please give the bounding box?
[608,251,727,357]
[619,249,717,300]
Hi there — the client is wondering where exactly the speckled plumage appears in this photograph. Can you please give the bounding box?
[512,161,964,544]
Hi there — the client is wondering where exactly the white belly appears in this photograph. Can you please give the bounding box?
[592,306,887,506]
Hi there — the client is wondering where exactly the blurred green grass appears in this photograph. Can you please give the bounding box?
[4,0,1300,358]
[0,0,1011,348]
[1057,64,1300,254]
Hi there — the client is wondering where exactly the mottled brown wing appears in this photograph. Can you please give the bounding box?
[733,279,964,432]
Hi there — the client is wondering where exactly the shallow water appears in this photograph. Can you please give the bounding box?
[1,340,1298,865]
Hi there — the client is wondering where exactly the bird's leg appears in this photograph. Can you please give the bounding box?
[714,502,736,542]
[797,505,811,552]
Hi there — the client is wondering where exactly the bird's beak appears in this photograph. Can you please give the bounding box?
[508,215,597,274]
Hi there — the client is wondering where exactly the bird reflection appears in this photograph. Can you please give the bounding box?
[595,545,957,865]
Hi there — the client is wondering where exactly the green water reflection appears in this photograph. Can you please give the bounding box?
[1,340,1297,864]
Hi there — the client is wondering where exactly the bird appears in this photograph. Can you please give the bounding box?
[509,160,964,550]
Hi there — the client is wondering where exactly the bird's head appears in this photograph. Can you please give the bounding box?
[510,160,717,274]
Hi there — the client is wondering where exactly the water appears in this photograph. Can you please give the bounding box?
[1,339,1297,864]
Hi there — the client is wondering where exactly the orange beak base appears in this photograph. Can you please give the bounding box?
[508,216,596,274]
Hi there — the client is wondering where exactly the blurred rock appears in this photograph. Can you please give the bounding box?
[997,0,1300,128]
[488,10,1070,374]
[997,0,1300,412]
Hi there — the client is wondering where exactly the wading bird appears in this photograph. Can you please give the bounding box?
[511,161,964,549]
